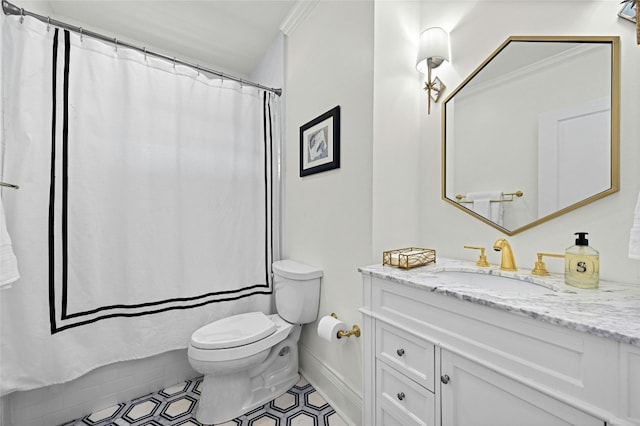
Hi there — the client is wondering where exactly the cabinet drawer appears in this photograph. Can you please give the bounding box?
[377,321,435,391]
[378,406,414,426]
[377,360,435,426]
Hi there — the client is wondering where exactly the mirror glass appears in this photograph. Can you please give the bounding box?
[442,36,619,235]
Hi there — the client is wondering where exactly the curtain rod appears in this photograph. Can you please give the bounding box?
[1,0,283,97]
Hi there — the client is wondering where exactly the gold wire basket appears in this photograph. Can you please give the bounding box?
[382,247,436,270]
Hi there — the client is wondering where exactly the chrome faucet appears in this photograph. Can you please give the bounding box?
[493,238,517,271]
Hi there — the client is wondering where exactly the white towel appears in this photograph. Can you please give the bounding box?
[0,196,19,288]
[629,191,640,260]
[465,191,504,226]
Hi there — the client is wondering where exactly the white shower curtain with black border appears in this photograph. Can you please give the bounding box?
[0,14,280,395]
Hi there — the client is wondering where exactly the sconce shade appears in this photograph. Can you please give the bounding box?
[416,27,450,73]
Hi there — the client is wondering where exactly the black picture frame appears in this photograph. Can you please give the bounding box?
[299,106,340,177]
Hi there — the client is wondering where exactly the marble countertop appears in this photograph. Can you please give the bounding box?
[359,257,640,347]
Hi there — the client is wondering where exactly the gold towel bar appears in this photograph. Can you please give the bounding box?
[0,181,19,189]
[455,190,523,204]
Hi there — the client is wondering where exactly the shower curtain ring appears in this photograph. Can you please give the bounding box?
[19,8,24,23]
[114,38,118,52]
[173,57,176,69]
[79,27,83,42]
[143,46,147,59]
[196,64,200,76]
[46,16,51,31]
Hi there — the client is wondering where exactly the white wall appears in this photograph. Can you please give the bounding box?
[372,0,423,258]
[417,1,640,284]
[284,1,374,424]
[250,32,285,91]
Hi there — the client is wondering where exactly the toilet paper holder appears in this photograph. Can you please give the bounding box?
[330,313,361,338]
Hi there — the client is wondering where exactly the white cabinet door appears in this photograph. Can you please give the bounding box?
[440,350,604,426]
[621,344,640,423]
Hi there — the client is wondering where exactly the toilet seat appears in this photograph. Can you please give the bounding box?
[191,312,277,350]
[188,313,295,363]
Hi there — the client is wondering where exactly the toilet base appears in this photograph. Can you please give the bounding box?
[193,327,302,424]
[197,372,252,424]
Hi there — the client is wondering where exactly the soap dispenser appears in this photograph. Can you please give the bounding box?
[565,232,599,289]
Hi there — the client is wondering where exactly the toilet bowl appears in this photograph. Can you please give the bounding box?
[187,259,322,424]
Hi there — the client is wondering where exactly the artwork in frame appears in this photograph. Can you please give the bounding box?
[299,106,340,177]
[618,0,637,23]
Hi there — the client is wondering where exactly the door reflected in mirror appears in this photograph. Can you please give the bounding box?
[442,36,620,235]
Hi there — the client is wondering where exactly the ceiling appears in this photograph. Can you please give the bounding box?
[11,0,302,78]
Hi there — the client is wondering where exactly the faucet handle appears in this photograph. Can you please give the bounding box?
[532,252,565,276]
[464,245,490,267]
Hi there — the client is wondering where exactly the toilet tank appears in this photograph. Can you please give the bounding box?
[272,259,322,324]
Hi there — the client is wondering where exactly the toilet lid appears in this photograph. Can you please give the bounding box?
[190,312,277,350]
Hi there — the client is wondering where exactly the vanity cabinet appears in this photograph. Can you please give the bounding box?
[360,268,639,426]
[440,350,602,426]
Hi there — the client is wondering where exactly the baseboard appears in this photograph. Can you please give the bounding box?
[298,343,362,426]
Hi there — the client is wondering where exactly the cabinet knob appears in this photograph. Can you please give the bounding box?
[397,392,405,401]
[441,374,450,384]
[396,348,405,357]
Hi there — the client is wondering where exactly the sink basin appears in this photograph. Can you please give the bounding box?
[429,268,565,293]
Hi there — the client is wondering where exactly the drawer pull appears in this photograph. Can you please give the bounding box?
[396,348,405,357]
[397,392,405,401]
[441,374,450,384]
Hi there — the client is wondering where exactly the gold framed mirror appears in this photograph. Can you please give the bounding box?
[442,36,620,235]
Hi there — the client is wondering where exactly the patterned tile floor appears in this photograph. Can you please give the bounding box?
[61,375,347,426]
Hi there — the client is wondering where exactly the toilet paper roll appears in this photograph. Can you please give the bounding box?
[317,315,346,343]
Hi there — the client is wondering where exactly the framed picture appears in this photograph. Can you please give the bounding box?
[299,106,340,177]
[619,0,637,23]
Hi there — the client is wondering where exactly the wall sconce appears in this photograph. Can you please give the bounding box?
[416,27,450,114]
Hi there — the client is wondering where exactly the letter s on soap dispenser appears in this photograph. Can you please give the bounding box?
[565,232,599,289]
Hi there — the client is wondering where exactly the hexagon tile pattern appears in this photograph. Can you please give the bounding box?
[60,375,348,426]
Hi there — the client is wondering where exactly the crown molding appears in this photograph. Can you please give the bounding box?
[280,0,320,36]
[458,43,599,99]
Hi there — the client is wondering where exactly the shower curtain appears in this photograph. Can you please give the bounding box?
[0,15,280,395]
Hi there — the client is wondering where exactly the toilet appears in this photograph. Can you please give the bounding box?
[187,259,322,424]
